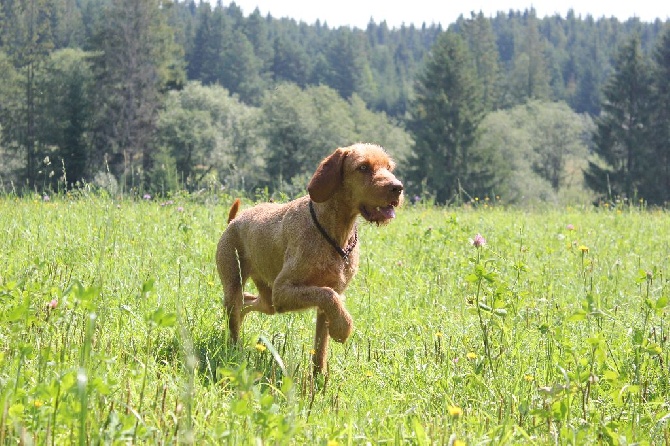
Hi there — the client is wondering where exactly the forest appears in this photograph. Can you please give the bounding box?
[0,0,669,205]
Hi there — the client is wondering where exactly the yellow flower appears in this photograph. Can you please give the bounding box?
[524,374,534,382]
[255,343,267,352]
[327,440,339,446]
[365,370,373,378]
[435,331,443,338]
[447,405,463,417]
[309,349,316,355]
[454,440,466,446]
[34,400,43,408]
[578,245,589,253]
[466,352,477,360]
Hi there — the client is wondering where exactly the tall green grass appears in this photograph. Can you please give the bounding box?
[1,192,669,444]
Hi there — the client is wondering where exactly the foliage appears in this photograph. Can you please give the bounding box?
[87,0,185,190]
[1,0,670,200]
[35,48,95,186]
[585,34,653,203]
[153,81,264,192]
[407,31,485,204]
[261,84,412,196]
[646,27,670,204]
[473,101,593,204]
[1,193,670,444]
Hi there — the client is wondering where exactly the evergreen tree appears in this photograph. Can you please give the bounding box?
[89,0,184,188]
[36,49,94,185]
[646,27,670,204]
[585,34,653,201]
[460,12,502,111]
[407,31,485,203]
[272,33,310,87]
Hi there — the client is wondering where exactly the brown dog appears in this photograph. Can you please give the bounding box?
[216,143,403,374]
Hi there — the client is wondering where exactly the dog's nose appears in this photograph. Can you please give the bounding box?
[390,180,403,194]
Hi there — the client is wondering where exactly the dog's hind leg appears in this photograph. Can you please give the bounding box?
[217,237,245,343]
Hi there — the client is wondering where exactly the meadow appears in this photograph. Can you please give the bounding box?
[1,191,669,445]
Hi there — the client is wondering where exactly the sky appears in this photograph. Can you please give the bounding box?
[228,0,670,29]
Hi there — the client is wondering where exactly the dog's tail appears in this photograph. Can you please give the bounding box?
[227,198,241,223]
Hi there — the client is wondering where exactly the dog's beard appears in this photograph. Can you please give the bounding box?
[360,204,397,223]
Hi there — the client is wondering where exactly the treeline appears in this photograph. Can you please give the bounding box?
[0,0,669,204]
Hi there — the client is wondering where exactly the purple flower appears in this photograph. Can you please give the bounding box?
[143,194,152,200]
[471,233,486,248]
[47,298,58,309]
[566,224,575,231]
[177,206,184,212]
[43,195,50,202]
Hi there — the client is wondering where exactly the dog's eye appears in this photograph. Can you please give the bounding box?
[358,164,369,172]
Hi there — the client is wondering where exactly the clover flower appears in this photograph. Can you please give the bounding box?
[471,234,486,248]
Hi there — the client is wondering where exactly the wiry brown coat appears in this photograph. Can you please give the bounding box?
[216,143,403,374]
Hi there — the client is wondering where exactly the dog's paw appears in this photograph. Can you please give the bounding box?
[328,309,353,343]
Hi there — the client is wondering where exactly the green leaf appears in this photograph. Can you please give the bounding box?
[8,403,24,419]
[465,273,479,283]
[147,307,177,328]
[141,278,155,295]
[567,310,587,322]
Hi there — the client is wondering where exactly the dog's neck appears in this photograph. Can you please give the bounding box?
[309,196,358,249]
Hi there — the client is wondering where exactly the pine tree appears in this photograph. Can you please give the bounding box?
[407,31,485,203]
[89,0,184,188]
[646,27,670,204]
[585,34,653,201]
[461,11,502,112]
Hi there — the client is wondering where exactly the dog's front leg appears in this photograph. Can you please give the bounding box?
[313,310,329,374]
[272,281,353,343]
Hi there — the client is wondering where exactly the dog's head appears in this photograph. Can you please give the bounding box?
[308,143,403,224]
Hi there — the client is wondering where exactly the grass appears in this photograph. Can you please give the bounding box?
[1,190,669,444]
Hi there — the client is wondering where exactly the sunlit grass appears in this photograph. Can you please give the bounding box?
[1,192,669,444]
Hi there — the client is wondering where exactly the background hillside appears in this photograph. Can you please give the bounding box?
[1,0,669,204]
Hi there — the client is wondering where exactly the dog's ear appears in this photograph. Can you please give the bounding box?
[308,148,348,203]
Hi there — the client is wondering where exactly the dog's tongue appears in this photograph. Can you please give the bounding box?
[378,205,396,220]
[362,204,397,222]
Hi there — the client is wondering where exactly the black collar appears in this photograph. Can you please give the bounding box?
[309,200,357,262]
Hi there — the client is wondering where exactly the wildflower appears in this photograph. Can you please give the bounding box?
[177,206,184,212]
[34,400,43,408]
[365,370,373,378]
[454,440,466,446]
[309,349,316,355]
[47,298,58,310]
[327,440,339,446]
[578,245,589,253]
[435,331,443,338]
[255,343,267,352]
[466,352,477,360]
[471,234,486,248]
[566,224,574,231]
[524,374,534,382]
[448,405,463,417]
[43,195,50,202]
[452,357,459,365]
[143,193,152,200]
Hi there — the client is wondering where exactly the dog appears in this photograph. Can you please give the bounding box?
[216,143,403,374]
